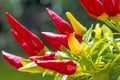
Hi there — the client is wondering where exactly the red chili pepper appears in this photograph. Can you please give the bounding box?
[41,32,69,50]
[11,29,37,56]
[74,32,82,42]
[80,0,104,18]
[46,8,73,34]
[102,0,119,17]
[29,51,55,60]
[2,51,23,69]
[35,59,76,75]
[6,12,45,55]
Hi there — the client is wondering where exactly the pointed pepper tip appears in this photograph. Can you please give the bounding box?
[5,12,12,19]
[45,7,49,11]
[1,50,9,56]
[5,12,9,15]
[66,11,75,21]
[45,7,52,14]
[66,11,71,16]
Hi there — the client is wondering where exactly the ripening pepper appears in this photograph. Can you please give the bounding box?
[74,32,82,42]
[80,0,104,18]
[29,51,55,61]
[11,29,37,56]
[66,12,87,36]
[41,32,69,50]
[2,51,24,69]
[46,8,73,34]
[35,59,76,75]
[6,12,46,56]
[67,34,82,55]
[102,0,119,17]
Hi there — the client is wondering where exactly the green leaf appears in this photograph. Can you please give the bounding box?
[20,58,54,74]
[90,38,105,55]
[98,41,112,57]
[102,24,113,38]
[18,62,53,74]
[20,59,31,66]
[102,53,118,63]
[61,75,68,80]
[83,25,93,44]
[54,74,68,80]
[60,46,81,63]
[55,51,71,59]
[91,63,111,80]
[54,73,63,80]
[110,65,120,80]
[38,46,49,55]
[111,38,120,51]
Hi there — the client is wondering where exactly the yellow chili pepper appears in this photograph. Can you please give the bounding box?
[66,12,87,36]
[67,34,82,55]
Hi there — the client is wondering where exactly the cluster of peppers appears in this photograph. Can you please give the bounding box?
[80,0,120,32]
[2,7,87,76]
[3,0,120,80]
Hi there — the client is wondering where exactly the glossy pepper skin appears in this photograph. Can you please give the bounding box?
[41,32,69,50]
[29,51,55,61]
[67,34,82,55]
[46,8,73,34]
[2,51,23,69]
[35,59,76,75]
[66,12,87,36]
[11,29,37,56]
[6,12,45,56]
[80,0,104,18]
[102,0,119,17]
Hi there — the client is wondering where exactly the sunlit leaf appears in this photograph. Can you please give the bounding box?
[102,25,113,38]
[18,62,45,73]
[20,59,31,66]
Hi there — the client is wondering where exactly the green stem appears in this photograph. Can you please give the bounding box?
[110,54,120,68]
[95,41,112,65]
[103,18,120,32]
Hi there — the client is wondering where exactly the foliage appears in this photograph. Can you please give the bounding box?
[2,0,120,80]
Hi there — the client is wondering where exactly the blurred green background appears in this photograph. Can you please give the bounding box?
[0,0,101,80]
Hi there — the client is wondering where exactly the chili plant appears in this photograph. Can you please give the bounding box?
[2,0,120,80]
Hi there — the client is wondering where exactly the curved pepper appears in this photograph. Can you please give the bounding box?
[35,59,76,75]
[46,8,73,34]
[67,34,82,55]
[6,12,45,55]
[66,12,87,36]
[102,0,119,17]
[74,32,82,42]
[80,0,104,18]
[11,29,37,56]
[2,51,23,69]
[41,32,69,50]
[29,51,55,60]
